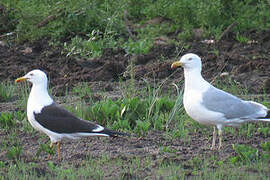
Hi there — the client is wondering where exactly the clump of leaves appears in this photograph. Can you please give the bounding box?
[260,142,270,161]
[123,38,153,55]
[230,144,259,164]
[257,127,270,137]
[0,82,16,102]
[0,112,16,129]
[7,145,22,160]
[36,144,55,158]
[261,142,270,152]
[134,120,151,136]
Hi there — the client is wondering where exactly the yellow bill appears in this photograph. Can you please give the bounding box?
[15,77,28,83]
[171,61,183,69]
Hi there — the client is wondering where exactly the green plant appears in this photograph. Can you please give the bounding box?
[123,38,153,55]
[7,145,22,160]
[16,82,31,109]
[0,82,16,102]
[36,144,55,158]
[257,127,270,137]
[72,82,93,99]
[261,142,270,152]
[166,83,183,130]
[63,33,104,58]
[230,144,259,164]
[0,112,16,129]
[0,161,4,168]
[236,33,249,43]
[134,120,151,136]
[13,111,26,122]
[160,146,177,154]
[214,76,248,96]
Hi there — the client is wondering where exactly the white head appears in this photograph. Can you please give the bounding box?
[16,69,48,86]
[171,53,202,71]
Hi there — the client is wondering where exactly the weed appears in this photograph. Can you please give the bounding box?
[0,82,16,102]
[47,161,55,171]
[13,111,25,122]
[134,120,151,136]
[166,83,183,130]
[36,144,55,158]
[7,145,22,160]
[0,112,16,129]
[214,76,248,96]
[160,146,177,154]
[236,33,249,43]
[16,81,30,109]
[2,0,270,56]
[261,142,270,152]
[0,161,4,168]
[230,144,259,164]
[257,127,270,137]
[187,156,203,170]
[123,38,153,55]
[72,82,93,99]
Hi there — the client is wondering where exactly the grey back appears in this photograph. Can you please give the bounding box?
[201,86,261,119]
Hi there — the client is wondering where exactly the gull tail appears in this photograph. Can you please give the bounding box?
[257,110,270,121]
[100,128,130,137]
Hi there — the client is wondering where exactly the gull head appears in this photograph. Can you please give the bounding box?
[15,69,48,85]
[171,53,202,70]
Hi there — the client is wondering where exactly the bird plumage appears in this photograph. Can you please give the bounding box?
[171,53,269,149]
[16,69,129,159]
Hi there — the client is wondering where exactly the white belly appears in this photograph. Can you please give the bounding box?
[183,89,224,126]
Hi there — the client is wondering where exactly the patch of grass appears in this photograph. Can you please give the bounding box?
[122,38,153,55]
[160,146,177,154]
[214,76,248,96]
[0,112,16,129]
[15,81,31,109]
[2,0,270,58]
[72,82,93,99]
[7,146,23,160]
[236,33,249,43]
[261,142,270,151]
[0,82,16,102]
[36,143,55,158]
[65,80,185,136]
[63,30,119,58]
[257,127,270,137]
[230,144,259,164]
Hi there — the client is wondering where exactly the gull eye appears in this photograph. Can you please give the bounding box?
[30,73,34,76]
[188,57,192,61]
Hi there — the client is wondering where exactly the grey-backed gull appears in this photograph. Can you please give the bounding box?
[171,53,270,149]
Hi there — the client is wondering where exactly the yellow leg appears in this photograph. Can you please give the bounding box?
[57,142,61,160]
[47,142,54,160]
[211,126,217,150]
[218,129,222,150]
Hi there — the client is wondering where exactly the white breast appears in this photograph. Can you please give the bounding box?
[183,86,225,126]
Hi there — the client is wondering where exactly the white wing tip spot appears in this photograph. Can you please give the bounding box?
[92,125,104,132]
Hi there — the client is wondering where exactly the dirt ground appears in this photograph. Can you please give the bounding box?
[0,34,270,178]
[0,34,270,94]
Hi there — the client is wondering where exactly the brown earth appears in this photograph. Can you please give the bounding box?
[0,35,270,178]
[0,35,270,95]
[1,127,270,178]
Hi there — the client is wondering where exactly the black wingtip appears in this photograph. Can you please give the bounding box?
[103,129,130,137]
[266,110,270,118]
[257,110,270,119]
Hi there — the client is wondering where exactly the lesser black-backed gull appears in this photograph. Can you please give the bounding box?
[16,69,129,160]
